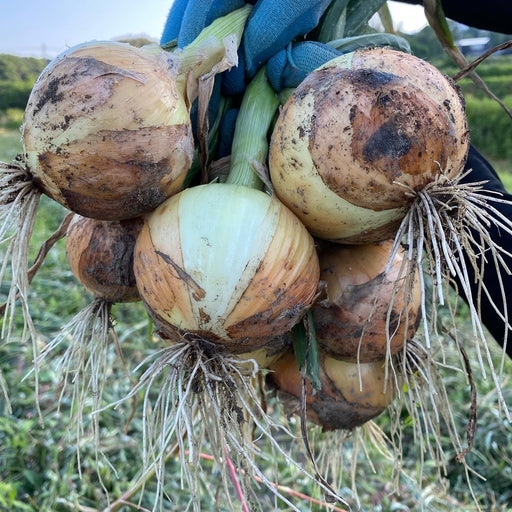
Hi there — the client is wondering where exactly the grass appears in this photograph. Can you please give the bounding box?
[0,128,22,161]
[1,128,512,511]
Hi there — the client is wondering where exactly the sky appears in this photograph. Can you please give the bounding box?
[0,0,427,59]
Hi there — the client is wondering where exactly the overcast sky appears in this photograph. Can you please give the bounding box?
[0,1,427,59]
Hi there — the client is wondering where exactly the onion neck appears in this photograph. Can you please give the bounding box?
[177,4,252,80]
[226,67,280,190]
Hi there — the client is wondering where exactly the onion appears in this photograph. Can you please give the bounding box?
[66,214,143,302]
[22,41,198,221]
[268,47,469,243]
[17,6,250,221]
[133,183,319,353]
[267,349,396,430]
[313,240,421,362]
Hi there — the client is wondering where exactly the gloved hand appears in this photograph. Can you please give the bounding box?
[160,0,246,47]
[161,0,335,94]
[266,41,341,91]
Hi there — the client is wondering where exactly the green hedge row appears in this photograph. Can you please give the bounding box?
[466,94,512,159]
[0,81,33,110]
[459,75,512,100]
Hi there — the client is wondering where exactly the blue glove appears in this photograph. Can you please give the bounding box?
[242,0,333,77]
[160,0,246,47]
[161,0,335,88]
[160,0,189,45]
[266,41,341,91]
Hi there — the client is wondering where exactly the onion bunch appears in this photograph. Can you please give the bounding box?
[5,2,512,508]
[0,6,249,346]
[268,46,512,420]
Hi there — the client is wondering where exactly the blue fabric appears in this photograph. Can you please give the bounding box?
[242,0,333,77]
[160,0,189,45]
[266,41,341,91]
[179,0,246,48]
[217,108,239,158]
[221,50,247,96]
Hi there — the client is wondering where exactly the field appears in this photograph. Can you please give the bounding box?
[1,128,512,511]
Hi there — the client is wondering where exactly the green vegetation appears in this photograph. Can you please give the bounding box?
[1,26,512,511]
[0,54,48,112]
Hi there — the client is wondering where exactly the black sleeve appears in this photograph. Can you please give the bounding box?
[394,0,512,34]
[457,145,512,358]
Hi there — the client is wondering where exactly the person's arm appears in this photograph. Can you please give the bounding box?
[395,0,512,33]
[455,145,512,357]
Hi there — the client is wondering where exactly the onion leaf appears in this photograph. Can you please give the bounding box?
[292,310,322,391]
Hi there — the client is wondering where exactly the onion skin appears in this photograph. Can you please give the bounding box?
[133,183,320,353]
[22,41,194,220]
[313,241,421,362]
[267,350,395,430]
[269,48,469,243]
[66,214,143,302]
[236,333,292,370]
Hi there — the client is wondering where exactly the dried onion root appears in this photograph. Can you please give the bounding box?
[103,338,351,511]
[388,170,512,421]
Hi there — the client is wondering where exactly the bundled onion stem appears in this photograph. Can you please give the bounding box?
[388,169,512,421]
[104,340,350,511]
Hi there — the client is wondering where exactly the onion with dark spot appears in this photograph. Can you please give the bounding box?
[66,214,143,302]
[22,41,196,221]
[269,48,469,243]
[267,349,396,430]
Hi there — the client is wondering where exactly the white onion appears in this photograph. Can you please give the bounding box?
[134,183,320,352]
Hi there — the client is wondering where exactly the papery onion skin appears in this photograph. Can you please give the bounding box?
[133,183,320,353]
[313,241,421,362]
[66,214,143,302]
[269,48,469,243]
[22,41,194,220]
[267,350,395,430]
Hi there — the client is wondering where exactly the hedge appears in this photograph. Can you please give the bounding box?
[459,76,512,100]
[466,94,512,160]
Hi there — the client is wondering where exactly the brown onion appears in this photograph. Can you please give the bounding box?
[312,240,421,362]
[269,47,469,243]
[22,41,196,220]
[66,214,143,302]
[267,349,396,430]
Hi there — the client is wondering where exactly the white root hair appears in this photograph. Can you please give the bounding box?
[101,339,354,512]
[0,160,41,412]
